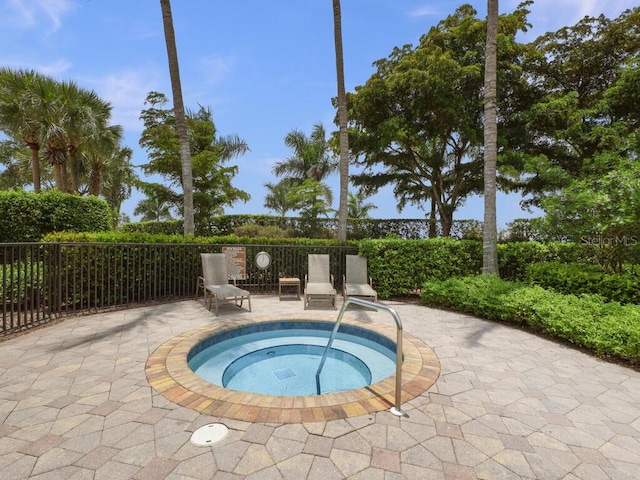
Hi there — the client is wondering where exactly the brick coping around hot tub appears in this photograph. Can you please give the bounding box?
[145,312,441,423]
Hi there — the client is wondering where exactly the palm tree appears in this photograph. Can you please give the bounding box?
[0,138,32,190]
[332,0,350,241]
[273,123,336,183]
[347,188,376,219]
[134,197,174,222]
[99,146,136,227]
[264,178,296,217]
[81,125,125,196]
[482,0,499,274]
[159,0,194,235]
[63,82,117,194]
[272,123,337,234]
[0,68,46,192]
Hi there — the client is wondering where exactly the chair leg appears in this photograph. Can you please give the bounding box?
[194,276,203,301]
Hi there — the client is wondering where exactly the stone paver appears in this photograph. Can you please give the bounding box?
[0,296,639,479]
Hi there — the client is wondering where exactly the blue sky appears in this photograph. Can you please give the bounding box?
[0,0,636,228]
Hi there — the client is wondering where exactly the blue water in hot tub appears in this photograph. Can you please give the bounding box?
[187,321,396,396]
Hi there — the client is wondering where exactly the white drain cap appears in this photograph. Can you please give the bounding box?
[190,423,229,447]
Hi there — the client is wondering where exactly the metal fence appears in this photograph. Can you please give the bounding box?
[1,242,358,336]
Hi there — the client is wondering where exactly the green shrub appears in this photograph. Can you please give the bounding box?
[233,224,292,238]
[527,262,640,304]
[43,231,357,247]
[420,274,521,320]
[0,191,43,242]
[0,190,111,242]
[119,220,183,236]
[121,215,452,239]
[421,275,640,365]
[497,242,602,281]
[1,258,44,304]
[358,238,482,298]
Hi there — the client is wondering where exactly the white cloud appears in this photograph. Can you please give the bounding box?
[505,0,637,38]
[38,0,75,31]
[2,0,75,32]
[0,57,72,76]
[83,68,166,132]
[37,58,73,76]
[408,5,440,19]
[198,54,234,85]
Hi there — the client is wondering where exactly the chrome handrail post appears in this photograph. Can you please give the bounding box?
[315,297,406,416]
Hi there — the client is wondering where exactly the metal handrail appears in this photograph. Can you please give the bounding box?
[315,297,406,416]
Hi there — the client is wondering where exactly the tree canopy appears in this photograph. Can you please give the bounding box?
[0,68,134,223]
[346,3,531,236]
[138,92,250,231]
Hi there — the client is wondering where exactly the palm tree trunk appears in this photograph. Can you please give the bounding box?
[333,0,350,242]
[68,145,80,194]
[482,0,499,274]
[27,143,41,193]
[88,166,101,196]
[160,0,194,236]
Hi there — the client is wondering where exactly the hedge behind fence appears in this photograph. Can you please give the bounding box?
[120,215,487,240]
[0,190,111,242]
[43,232,607,299]
[360,239,604,298]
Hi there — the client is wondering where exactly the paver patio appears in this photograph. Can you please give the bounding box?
[0,295,639,479]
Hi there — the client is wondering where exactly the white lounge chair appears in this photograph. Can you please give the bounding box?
[197,253,251,316]
[304,254,337,310]
[343,255,377,302]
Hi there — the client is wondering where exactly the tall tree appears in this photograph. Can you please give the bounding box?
[159,0,194,235]
[347,188,376,219]
[139,92,250,229]
[63,82,117,194]
[482,0,499,274]
[272,123,337,235]
[134,189,174,222]
[0,69,49,192]
[347,4,530,236]
[332,0,349,241]
[0,138,32,190]
[264,178,297,217]
[98,145,136,227]
[510,7,640,207]
[0,68,125,195]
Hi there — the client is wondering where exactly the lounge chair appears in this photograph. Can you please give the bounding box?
[198,253,251,316]
[343,255,377,302]
[303,254,337,310]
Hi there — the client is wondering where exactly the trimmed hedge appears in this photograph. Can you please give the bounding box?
[0,190,111,242]
[41,233,616,300]
[497,241,602,281]
[358,238,483,298]
[420,275,640,365]
[527,262,640,304]
[43,231,357,247]
[120,215,485,240]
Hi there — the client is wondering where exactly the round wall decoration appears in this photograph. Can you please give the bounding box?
[255,251,271,270]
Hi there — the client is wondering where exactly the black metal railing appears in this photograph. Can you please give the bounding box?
[1,242,358,336]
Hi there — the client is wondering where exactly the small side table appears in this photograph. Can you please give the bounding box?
[279,277,301,300]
